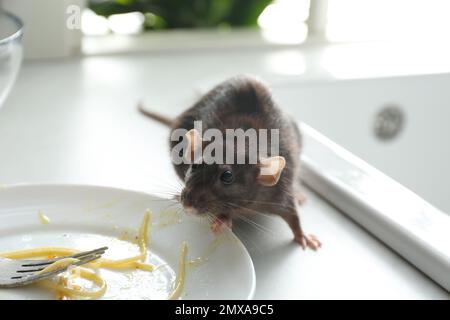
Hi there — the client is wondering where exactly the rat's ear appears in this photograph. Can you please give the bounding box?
[257,156,286,186]
[184,128,202,163]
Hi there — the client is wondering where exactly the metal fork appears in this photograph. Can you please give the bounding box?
[0,247,108,288]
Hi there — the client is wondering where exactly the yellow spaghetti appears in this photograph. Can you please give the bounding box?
[40,268,107,299]
[0,209,189,300]
[168,241,188,300]
[38,258,79,274]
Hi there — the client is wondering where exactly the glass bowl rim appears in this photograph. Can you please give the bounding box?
[0,10,24,46]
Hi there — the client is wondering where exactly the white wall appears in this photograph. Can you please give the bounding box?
[2,0,85,59]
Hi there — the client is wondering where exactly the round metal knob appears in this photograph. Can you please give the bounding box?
[374,105,405,141]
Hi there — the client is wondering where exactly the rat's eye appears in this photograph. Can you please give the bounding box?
[220,170,234,184]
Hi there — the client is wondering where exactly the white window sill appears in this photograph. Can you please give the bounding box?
[82,28,320,56]
[301,123,450,291]
[83,29,450,84]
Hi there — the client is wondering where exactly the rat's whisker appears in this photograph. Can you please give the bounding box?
[147,191,180,200]
[239,199,295,210]
[236,213,276,236]
[225,202,276,236]
[232,222,263,254]
[142,174,183,194]
[205,212,217,227]
[165,202,182,210]
[175,179,185,190]
[151,188,181,196]
[237,208,275,220]
[147,198,175,202]
[226,209,270,235]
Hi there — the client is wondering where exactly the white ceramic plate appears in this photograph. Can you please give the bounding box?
[0,184,255,300]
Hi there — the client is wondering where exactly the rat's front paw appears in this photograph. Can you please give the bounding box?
[210,216,232,234]
[295,234,322,251]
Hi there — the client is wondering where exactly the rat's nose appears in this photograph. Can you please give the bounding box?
[181,190,207,215]
[181,191,197,214]
[184,205,198,215]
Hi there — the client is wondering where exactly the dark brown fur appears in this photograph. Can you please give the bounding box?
[140,76,320,249]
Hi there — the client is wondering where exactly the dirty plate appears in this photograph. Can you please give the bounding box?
[0,184,255,300]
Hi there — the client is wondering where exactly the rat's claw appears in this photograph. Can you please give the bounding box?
[304,234,322,250]
[295,234,321,251]
[309,234,322,247]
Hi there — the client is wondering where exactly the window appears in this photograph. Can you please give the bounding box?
[83,0,450,45]
[326,0,450,42]
[3,0,450,58]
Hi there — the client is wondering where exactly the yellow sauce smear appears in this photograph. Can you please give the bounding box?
[156,208,182,229]
[188,237,221,267]
[0,209,189,300]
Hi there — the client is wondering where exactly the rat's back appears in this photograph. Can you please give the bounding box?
[172,76,284,132]
[170,75,301,181]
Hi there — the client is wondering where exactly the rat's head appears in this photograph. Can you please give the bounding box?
[179,129,286,218]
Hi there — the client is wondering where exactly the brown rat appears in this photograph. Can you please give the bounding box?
[139,75,321,250]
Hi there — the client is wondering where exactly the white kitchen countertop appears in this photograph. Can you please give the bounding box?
[0,48,448,299]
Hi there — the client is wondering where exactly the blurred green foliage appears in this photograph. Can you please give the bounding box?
[89,0,273,30]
